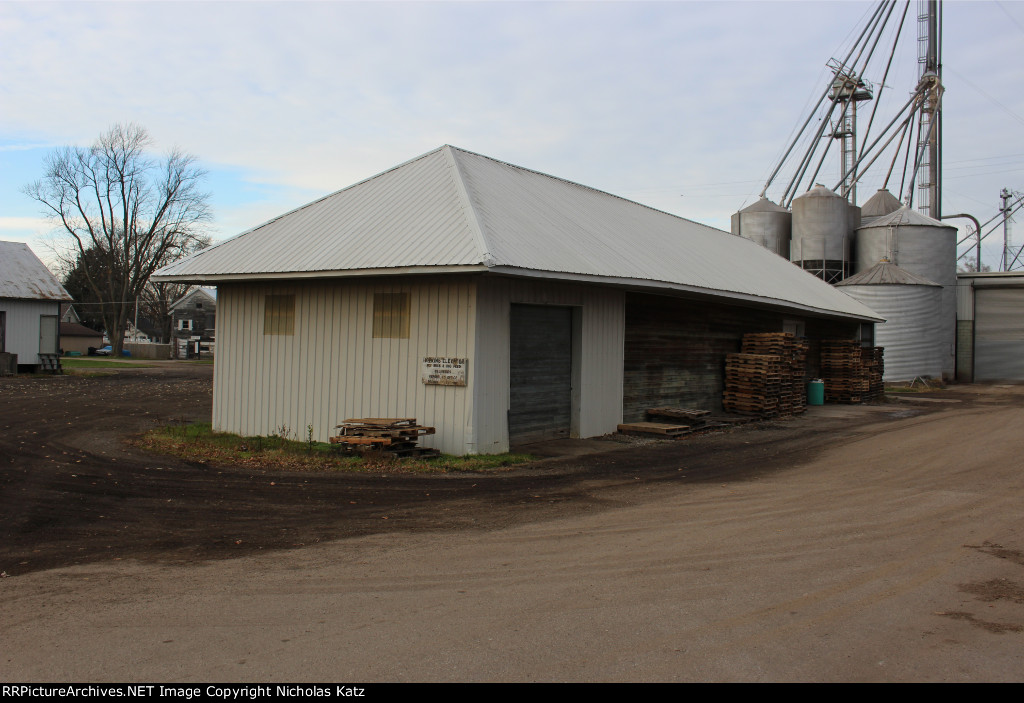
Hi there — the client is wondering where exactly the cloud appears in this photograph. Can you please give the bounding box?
[0,1,1021,265]
[0,216,50,232]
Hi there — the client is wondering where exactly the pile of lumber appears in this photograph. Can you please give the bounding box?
[860,346,885,400]
[618,407,713,438]
[329,418,439,457]
[820,340,884,403]
[722,332,809,418]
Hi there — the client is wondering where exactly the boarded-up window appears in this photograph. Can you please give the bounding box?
[372,293,410,339]
[264,295,295,335]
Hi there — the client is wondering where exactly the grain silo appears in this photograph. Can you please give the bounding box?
[836,261,943,381]
[854,206,957,378]
[731,198,792,257]
[791,184,857,282]
[860,188,903,224]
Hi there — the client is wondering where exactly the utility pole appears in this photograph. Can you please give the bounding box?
[1001,188,1013,271]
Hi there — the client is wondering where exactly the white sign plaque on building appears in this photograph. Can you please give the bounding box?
[422,356,468,386]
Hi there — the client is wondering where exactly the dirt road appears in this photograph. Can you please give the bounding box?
[2,368,1023,681]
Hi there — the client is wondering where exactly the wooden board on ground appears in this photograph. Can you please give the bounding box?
[618,422,691,437]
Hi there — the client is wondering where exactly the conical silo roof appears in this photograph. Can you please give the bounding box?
[794,183,844,201]
[861,189,903,219]
[738,197,789,213]
[836,260,940,287]
[857,205,953,230]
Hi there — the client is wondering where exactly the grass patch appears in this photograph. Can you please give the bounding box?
[62,358,156,369]
[132,422,535,474]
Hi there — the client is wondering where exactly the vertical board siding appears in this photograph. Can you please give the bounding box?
[623,293,859,421]
[0,300,61,363]
[475,278,624,453]
[213,277,477,454]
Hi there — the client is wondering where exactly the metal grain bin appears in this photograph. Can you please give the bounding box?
[836,261,943,382]
[791,184,853,282]
[860,188,903,224]
[731,197,792,258]
[854,207,957,378]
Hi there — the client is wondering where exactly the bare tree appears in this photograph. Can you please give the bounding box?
[24,123,211,355]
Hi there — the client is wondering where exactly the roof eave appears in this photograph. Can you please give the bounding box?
[485,266,885,322]
[152,264,491,284]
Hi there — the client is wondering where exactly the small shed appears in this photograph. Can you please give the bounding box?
[0,241,72,372]
[154,146,881,453]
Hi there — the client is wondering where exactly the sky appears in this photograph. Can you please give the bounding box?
[1,0,1022,272]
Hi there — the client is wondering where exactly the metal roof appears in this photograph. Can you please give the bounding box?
[738,197,789,214]
[154,146,881,321]
[836,261,940,287]
[857,205,953,230]
[170,286,217,311]
[0,241,72,301]
[860,189,903,219]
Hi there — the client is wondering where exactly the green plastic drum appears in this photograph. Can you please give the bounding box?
[807,380,825,406]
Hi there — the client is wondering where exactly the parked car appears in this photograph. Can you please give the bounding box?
[95,345,113,356]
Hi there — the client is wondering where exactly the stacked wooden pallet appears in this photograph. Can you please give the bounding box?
[646,407,711,423]
[860,346,885,400]
[329,418,439,457]
[723,352,784,417]
[820,340,873,403]
[739,332,809,415]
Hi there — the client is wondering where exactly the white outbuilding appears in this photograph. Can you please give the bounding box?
[154,146,881,453]
[0,241,72,373]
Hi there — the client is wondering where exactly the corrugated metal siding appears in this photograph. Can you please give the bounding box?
[475,278,624,453]
[956,278,975,321]
[0,299,61,363]
[214,277,477,454]
[974,287,1024,381]
[854,219,957,378]
[839,285,944,381]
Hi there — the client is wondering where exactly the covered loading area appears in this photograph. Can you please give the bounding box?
[622,291,866,421]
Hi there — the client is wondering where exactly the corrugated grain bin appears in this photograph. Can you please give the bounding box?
[854,206,956,378]
[836,261,943,382]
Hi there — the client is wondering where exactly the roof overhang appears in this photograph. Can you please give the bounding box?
[155,263,882,323]
[152,264,492,284]
[486,266,884,322]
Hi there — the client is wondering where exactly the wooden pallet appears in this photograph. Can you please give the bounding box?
[617,422,691,437]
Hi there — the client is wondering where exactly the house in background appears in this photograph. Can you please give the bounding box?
[0,241,72,373]
[154,146,881,454]
[170,287,216,358]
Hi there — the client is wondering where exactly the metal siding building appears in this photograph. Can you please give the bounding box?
[0,241,72,368]
[156,146,881,454]
[956,272,1024,382]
